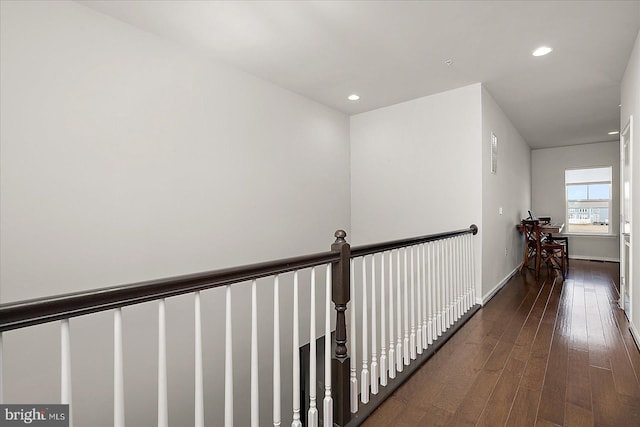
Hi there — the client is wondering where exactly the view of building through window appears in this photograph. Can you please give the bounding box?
[565,167,612,234]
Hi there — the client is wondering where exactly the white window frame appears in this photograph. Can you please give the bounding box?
[565,166,613,235]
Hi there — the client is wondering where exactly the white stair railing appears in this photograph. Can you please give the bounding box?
[347,226,478,414]
[0,226,477,427]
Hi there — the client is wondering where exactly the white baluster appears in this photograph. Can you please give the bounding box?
[446,238,452,328]
[428,242,435,344]
[461,235,468,311]
[457,237,464,317]
[463,237,468,312]
[442,239,449,329]
[403,248,409,366]
[388,250,396,379]
[361,257,370,404]
[308,270,318,427]
[449,238,455,326]
[465,234,472,310]
[225,286,234,427]
[453,236,462,321]
[380,252,388,386]
[0,332,3,404]
[465,235,470,309]
[251,280,259,427]
[451,238,458,322]
[396,250,403,372]
[370,255,378,395]
[469,234,474,308]
[274,276,282,427]
[471,233,477,305]
[444,239,452,329]
[61,319,73,427]
[292,272,302,427]
[441,239,447,330]
[410,246,417,360]
[450,239,456,325]
[324,265,333,427]
[416,245,423,355]
[194,293,204,427]
[158,301,168,427]
[448,239,453,322]
[349,259,358,413]
[114,308,125,427]
[454,239,459,321]
[422,244,428,350]
[436,241,443,336]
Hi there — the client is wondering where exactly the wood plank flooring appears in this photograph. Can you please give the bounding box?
[362,260,640,427]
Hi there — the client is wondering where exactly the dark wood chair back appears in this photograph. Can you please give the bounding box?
[521,219,543,280]
[521,219,566,280]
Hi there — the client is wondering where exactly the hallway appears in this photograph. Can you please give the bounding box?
[363,260,640,426]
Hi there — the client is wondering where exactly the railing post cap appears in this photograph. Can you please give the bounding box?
[470,224,478,235]
[334,229,347,241]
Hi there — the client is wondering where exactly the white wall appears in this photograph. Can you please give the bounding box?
[531,142,620,261]
[621,29,640,341]
[350,83,533,305]
[350,84,483,241]
[0,1,349,426]
[481,87,531,301]
[348,84,483,396]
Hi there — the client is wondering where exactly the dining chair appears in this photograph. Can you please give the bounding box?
[548,235,569,269]
[521,219,566,280]
[540,238,566,279]
[521,219,543,280]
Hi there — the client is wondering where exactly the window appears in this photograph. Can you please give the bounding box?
[565,167,612,234]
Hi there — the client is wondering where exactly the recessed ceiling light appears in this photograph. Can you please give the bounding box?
[348,94,360,101]
[532,46,553,57]
[608,131,620,135]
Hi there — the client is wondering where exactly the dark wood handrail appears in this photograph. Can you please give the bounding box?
[0,251,340,332]
[350,224,478,258]
[0,224,478,333]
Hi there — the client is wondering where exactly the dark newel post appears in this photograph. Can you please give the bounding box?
[331,230,351,426]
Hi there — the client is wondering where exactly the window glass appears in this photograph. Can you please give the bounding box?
[567,185,587,200]
[565,167,612,234]
[588,183,610,200]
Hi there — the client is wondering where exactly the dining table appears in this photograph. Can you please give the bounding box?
[516,222,564,234]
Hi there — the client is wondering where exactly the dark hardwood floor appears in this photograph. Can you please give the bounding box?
[362,260,640,426]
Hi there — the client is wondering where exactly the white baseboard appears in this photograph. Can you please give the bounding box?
[630,321,640,352]
[570,255,620,263]
[480,266,519,306]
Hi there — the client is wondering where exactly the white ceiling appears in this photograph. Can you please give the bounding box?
[78,0,640,149]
